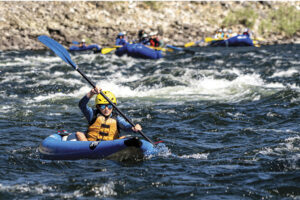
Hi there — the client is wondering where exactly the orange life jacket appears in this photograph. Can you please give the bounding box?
[87,115,119,141]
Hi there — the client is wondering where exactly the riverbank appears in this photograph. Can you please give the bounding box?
[0,1,299,51]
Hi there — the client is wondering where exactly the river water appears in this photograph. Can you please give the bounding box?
[0,44,299,199]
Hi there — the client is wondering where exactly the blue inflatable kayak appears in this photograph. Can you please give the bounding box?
[38,132,156,160]
[69,44,101,51]
[115,43,163,59]
[210,35,254,47]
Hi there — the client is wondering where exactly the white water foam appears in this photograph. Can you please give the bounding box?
[154,143,209,160]
[271,68,298,78]
[179,153,209,159]
[0,183,57,196]
[258,134,300,168]
[7,52,300,105]
[0,180,118,198]
[91,181,117,197]
[26,67,299,105]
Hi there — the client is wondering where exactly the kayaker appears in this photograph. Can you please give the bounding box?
[115,32,128,46]
[76,87,142,141]
[149,31,162,47]
[79,39,86,48]
[72,39,101,51]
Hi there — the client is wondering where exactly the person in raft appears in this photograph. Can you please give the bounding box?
[138,29,145,43]
[242,28,251,37]
[140,33,150,45]
[75,39,101,51]
[149,31,163,47]
[76,86,142,141]
[78,39,86,48]
[115,32,128,46]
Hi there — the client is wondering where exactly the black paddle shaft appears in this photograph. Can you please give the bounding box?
[76,68,155,145]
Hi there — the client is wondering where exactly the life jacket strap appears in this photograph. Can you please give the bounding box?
[99,132,108,136]
[101,124,110,128]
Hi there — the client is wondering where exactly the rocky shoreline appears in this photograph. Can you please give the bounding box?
[0,1,299,51]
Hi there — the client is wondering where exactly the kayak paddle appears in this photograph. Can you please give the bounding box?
[101,47,117,54]
[101,45,164,55]
[72,41,79,45]
[184,40,203,48]
[165,44,195,54]
[253,40,261,47]
[147,45,173,52]
[100,46,123,54]
[204,37,224,43]
[38,35,155,146]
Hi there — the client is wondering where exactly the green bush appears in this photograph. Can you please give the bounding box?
[260,6,300,37]
[258,20,273,36]
[142,2,163,11]
[222,7,258,28]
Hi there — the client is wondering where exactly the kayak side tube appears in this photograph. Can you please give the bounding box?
[69,44,101,51]
[115,43,163,59]
[38,133,156,160]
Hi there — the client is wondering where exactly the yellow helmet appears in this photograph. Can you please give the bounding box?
[95,91,117,105]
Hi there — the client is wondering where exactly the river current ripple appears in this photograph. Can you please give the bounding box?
[0,44,299,199]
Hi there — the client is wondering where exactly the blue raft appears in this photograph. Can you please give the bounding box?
[115,43,163,59]
[39,133,156,160]
[210,35,254,47]
[69,44,101,51]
